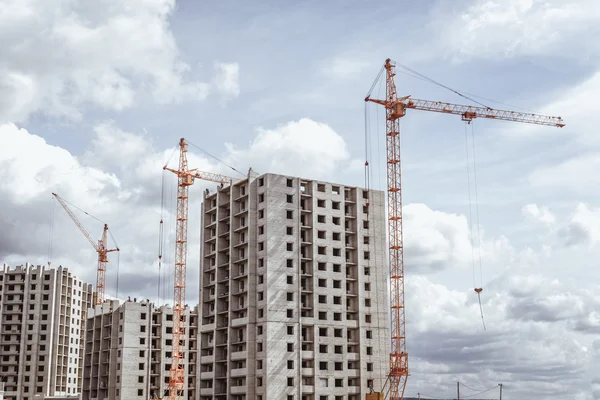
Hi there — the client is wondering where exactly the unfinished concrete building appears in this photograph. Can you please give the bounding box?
[81,299,199,400]
[0,264,93,400]
[198,173,389,400]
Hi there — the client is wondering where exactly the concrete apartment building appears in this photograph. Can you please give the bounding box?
[198,172,390,400]
[0,264,93,400]
[81,299,199,400]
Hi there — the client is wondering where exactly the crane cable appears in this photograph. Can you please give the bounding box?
[166,174,175,301]
[364,100,370,192]
[464,122,486,330]
[47,197,56,266]
[471,122,486,330]
[392,60,491,109]
[376,76,384,193]
[158,169,166,305]
[364,76,388,385]
[393,58,490,329]
[395,67,536,113]
[187,139,246,178]
[159,148,178,303]
[374,77,385,382]
[364,100,372,381]
[471,123,484,293]
[365,64,385,99]
[115,250,121,299]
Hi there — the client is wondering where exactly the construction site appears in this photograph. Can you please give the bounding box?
[0,57,565,400]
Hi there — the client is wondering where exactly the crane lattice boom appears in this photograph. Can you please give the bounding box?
[163,167,243,185]
[365,58,564,400]
[365,96,565,127]
[52,193,119,305]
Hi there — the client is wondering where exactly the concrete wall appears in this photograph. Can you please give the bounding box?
[198,173,259,400]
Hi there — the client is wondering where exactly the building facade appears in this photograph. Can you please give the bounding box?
[0,264,93,400]
[198,173,390,400]
[81,299,199,400]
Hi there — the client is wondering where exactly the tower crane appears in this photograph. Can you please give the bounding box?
[364,58,564,400]
[162,138,242,400]
[52,192,119,305]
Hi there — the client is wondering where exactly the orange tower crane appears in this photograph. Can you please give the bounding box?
[365,58,564,400]
[163,138,242,400]
[52,192,119,305]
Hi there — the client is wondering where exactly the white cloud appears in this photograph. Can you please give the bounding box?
[533,69,600,145]
[521,68,600,197]
[0,0,239,122]
[507,282,586,322]
[438,0,600,61]
[84,121,154,169]
[0,122,120,205]
[405,272,595,399]
[225,118,355,181]
[213,62,240,99]
[560,203,600,247]
[394,200,600,397]
[403,203,474,273]
[522,203,556,226]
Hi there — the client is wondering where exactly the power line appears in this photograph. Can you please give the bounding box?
[460,382,493,392]
[461,385,499,398]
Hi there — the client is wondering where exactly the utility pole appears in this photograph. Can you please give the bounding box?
[499,383,503,400]
[457,382,460,400]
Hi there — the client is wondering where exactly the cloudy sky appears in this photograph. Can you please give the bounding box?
[1,0,599,398]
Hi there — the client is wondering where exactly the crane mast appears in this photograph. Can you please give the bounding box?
[163,138,241,400]
[167,138,191,400]
[365,58,564,400]
[366,60,409,400]
[52,192,119,305]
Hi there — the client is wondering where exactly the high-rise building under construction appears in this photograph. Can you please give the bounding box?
[0,264,93,400]
[198,172,389,400]
[81,300,199,400]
